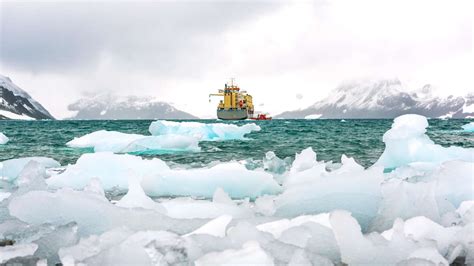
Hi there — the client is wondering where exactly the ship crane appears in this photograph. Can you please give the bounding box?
[209,79,254,120]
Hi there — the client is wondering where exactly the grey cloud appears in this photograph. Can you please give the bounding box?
[0,1,280,75]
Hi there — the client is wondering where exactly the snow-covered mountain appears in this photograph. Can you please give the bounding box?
[68,94,197,120]
[276,79,474,119]
[0,74,54,120]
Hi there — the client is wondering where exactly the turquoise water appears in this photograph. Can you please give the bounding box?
[1,119,473,167]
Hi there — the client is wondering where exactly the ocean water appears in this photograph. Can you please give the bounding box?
[0,119,473,167]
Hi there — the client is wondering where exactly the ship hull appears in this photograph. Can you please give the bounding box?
[217,109,248,120]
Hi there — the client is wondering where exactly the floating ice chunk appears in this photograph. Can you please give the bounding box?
[195,241,274,266]
[212,187,234,205]
[276,156,383,231]
[456,201,474,223]
[142,162,282,199]
[60,229,188,265]
[33,222,79,265]
[160,197,252,219]
[121,134,200,153]
[149,120,261,141]
[15,161,48,192]
[186,215,233,237]
[0,243,38,264]
[263,151,287,175]
[0,192,11,202]
[0,157,60,182]
[255,195,276,216]
[462,122,474,132]
[290,147,317,173]
[58,227,134,263]
[434,160,474,210]
[407,247,449,265]
[257,213,331,238]
[8,187,204,236]
[0,132,8,144]
[329,210,428,265]
[370,179,440,232]
[47,152,169,192]
[48,153,281,199]
[116,177,166,213]
[67,130,143,152]
[381,216,460,258]
[67,130,200,154]
[375,114,474,168]
[83,178,106,199]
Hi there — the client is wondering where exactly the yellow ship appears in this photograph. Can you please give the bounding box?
[209,79,254,120]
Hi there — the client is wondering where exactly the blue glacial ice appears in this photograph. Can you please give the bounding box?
[47,152,282,199]
[0,157,60,182]
[462,122,474,132]
[67,120,260,154]
[67,130,200,154]
[375,114,474,169]
[0,132,8,145]
[2,114,474,265]
[149,120,261,141]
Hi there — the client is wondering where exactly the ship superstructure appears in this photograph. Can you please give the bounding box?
[209,79,254,120]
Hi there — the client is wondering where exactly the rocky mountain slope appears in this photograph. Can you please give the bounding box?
[0,74,54,120]
[68,94,197,120]
[276,79,473,119]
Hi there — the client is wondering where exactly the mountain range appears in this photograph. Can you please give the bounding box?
[0,74,54,120]
[2,75,473,120]
[67,94,197,120]
[276,79,474,119]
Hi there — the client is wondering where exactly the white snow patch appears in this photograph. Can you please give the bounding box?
[0,110,35,120]
[304,114,322,119]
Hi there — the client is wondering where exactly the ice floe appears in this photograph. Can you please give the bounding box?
[462,121,474,132]
[66,120,260,154]
[149,120,261,141]
[67,130,200,154]
[376,114,474,168]
[49,152,282,199]
[0,132,8,144]
[0,157,60,182]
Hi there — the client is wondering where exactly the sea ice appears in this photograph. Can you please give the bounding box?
[0,132,8,144]
[195,241,274,266]
[275,154,384,231]
[149,120,261,141]
[0,157,60,182]
[375,114,474,168]
[49,152,281,199]
[59,229,189,265]
[0,243,38,264]
[8,187,205,236]
[142,162,282,199]
[0,192,11,202]
[115,176,166,213]
[329,210,440,265]
[67,130,200,154]
[462,122,474,132]
[47,152,170,192]
[186,215,233,237]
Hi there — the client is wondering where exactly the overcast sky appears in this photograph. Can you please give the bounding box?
[0,0,472,118]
